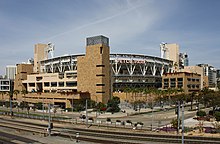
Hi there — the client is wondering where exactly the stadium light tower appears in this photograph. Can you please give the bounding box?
[160,42,168,59]
[46,42,55,59]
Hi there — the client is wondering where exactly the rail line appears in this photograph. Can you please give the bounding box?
[0,116,220,144]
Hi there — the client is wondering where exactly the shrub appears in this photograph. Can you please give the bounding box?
[126,120,132,124]
[116,120,121,123]
[137,122,144,125]
[88,117,93,121]
[170,118,181,129]
[64,108,72,112]
[209,110,214,115]
[214,111,220,122]
[196,110,206,117]
[106,118,111,122]
[100,107,107,111]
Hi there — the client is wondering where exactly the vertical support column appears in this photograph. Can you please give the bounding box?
[182,103,184,144]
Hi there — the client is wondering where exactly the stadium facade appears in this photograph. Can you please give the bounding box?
[39,53,173,90]
[12,35,173,106]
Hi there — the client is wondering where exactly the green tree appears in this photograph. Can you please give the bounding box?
[107,96,120,113]
[13,90,20,100]
[21,90,28,97]
[196,110,206,117]
[20,101,28,111]
[171,118,181,129]
[97,102,106,111]
[189,92,196,110]
[132,100,145,112]
[35,102,43,110]
[214,111,220,122]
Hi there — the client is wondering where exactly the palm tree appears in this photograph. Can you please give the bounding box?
[21,90,28,97]
[0,91,6,100]
[13,90,20,100]
[167,88,174,106]
[189,92,196,110]
[6,90,13,115]
[123,87,131,104]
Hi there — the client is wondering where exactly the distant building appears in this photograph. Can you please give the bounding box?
[216,69,220,78]
[0,79,13,92]
[6,65,17,80]
[217,69,220,89]
[179,53,189,68]
[162,72,201,93]
[181,66,208,89]
[14,63,34,91]
[197,64,217,88]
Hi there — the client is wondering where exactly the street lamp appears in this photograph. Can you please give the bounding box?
[76,132,80,142]
[9,84,13,117]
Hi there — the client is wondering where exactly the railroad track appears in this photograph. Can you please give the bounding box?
[0,117,220,144]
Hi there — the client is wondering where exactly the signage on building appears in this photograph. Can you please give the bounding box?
[118,59,145,64]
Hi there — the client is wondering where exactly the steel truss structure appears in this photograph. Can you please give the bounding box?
[40,53,173,89]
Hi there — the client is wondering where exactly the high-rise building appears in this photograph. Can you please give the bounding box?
[6,65,17,80]
[160,43,179,70]
[197,64,217,88]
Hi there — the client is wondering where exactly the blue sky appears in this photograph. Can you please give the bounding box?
[0,0,220,75]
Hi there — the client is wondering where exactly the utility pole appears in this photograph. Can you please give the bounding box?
[42,98,45,120]
[86,99,88,128]
[177,101,180,134]
[9,89,13,118]
[181,103,184,144]
[48,103,51,136]
[151,106,154,131]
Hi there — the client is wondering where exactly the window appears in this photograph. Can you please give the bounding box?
[96,65,105,67]
[59,82,64,87]
[96,91,105,93]
[177,78,183,81]
[96,74,105,77]
[96,84,105,86]
[66,81,77,87]
[44,82,49,87]
[36,77,42,81]
[100,47,103,54]
[51,82,57,87]
[29,83,35,87]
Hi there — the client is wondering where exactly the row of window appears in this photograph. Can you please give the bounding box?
[164,78,200,82]
[28,81,77,87]
[0,86,10,90]
[187,78,200,82]
[187,84,200,89]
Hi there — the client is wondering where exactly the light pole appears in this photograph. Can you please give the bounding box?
[181,103,184,144]
[86,99,88,128]
[151,106,154,131]
[177,101,180,134]
[48,103,52,136]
